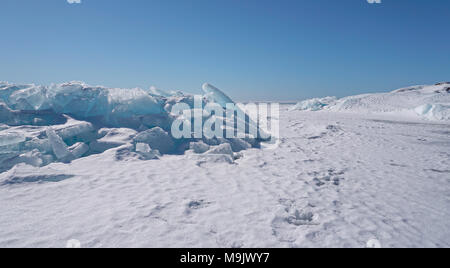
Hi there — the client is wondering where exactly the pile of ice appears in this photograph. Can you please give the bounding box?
[291,83,450,121]
[0,81,268,173]
[290,97,337,111]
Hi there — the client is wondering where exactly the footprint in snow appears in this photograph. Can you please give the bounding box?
[185,199,212,214]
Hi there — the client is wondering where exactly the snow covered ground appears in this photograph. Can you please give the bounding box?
[292,83,450,121]
[0,82,449,248]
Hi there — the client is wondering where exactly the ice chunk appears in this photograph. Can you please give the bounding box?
[115,143,160,161]
[135,143,151,153]
[69,142,89,158]
[202,83,235,109]
[202,83,269,140]
[0,150,52,173]
[9,85,50,110]
[107,87,164,119]
[46,128,74,162]
[206,143,234,157]
[134,127,175,154]
[226,138,252,152]
[147,86,173,98]
[0,132,26,147]
[53,118,95,141]
[291,97,337,111]
[8,150,44,167]
[134,143,160,160]
[98,128,137,144]
[0,103,14,124]
[89,128,137,154]
[189,141,210,154]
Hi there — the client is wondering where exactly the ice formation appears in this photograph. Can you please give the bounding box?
[291,83,450,121]
[0,81,266,172]
[290,97,337,111]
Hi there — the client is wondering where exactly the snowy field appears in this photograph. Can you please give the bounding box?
[0,82,449,248]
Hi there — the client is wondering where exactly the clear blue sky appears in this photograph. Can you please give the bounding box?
[0,0,449,101]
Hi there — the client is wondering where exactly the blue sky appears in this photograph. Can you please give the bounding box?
[0,0,449,101]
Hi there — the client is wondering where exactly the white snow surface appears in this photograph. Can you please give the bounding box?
[292,83,450,121]
[0,82,449,248]
[0,106,449,248]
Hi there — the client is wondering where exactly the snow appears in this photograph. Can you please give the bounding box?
[0,106,449,247]
[0,82,449,248]
[292,83,450,121]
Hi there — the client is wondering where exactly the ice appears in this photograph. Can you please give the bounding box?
[226,138,252,152]
[0,81,265,171]
[414,104,450,121]
[1,82,166,128]
[135,143,160,159]
[134,127,175,154]
[5,150,44,168]
[9,85,50,110]
[147,86,183,98]
[69,142,89,159]
[23,138,51,154]
[189,141,210,154]
[46,128,74,162]
[135,143,151,153]
[0,131,26,147]
[206,143,234,157]
[97,128,137,144]
[291,97,337,111]
[202,83,235,109]
[202,83,269,140]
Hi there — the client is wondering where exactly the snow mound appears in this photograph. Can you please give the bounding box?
[0,81,266,173]
[292,83,450,121]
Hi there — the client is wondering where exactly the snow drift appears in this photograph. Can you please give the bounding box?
[0,81,266,173]
[291,83,450,121]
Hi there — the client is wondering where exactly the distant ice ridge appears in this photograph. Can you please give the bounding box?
[0,81,266,173]
[291,83,450,121]
[290,97,337,111]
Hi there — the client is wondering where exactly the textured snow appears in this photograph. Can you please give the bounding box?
[0,82,449,248]
[292,83,450,121]
[0,106,449,247]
